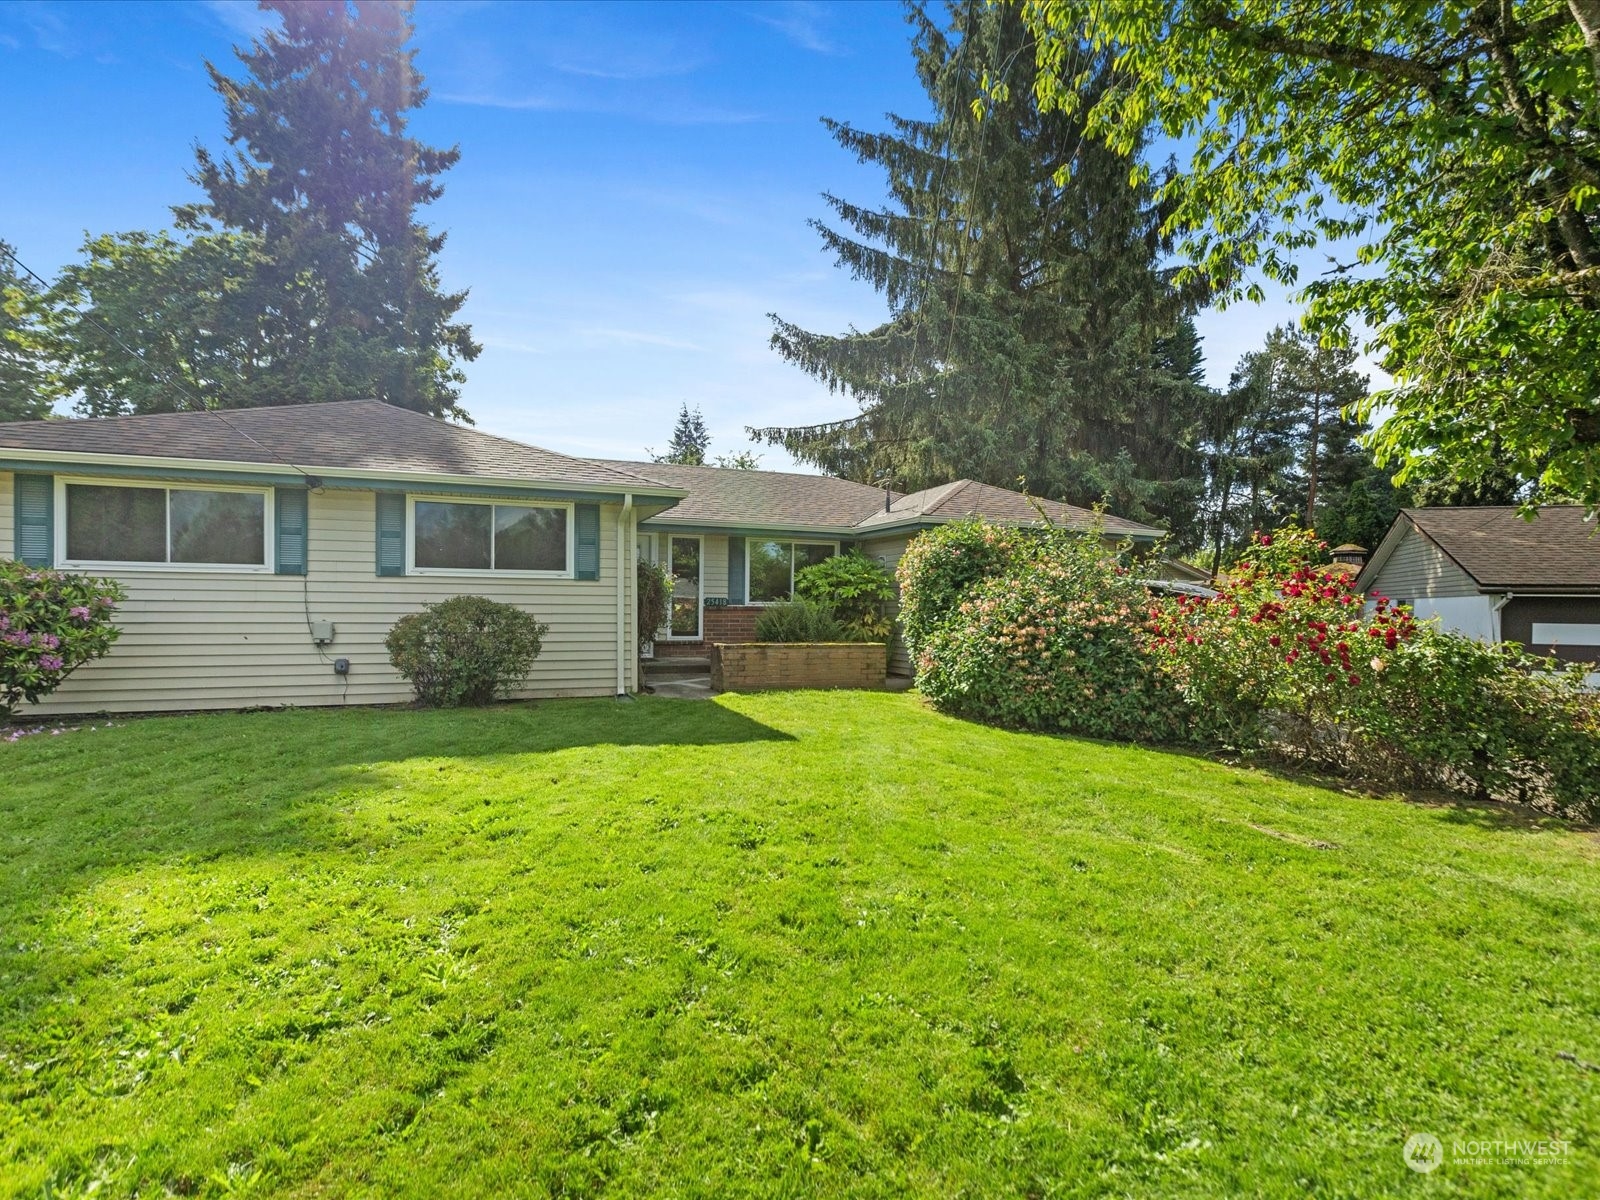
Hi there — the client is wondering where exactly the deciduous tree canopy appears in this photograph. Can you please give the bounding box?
[1023,0,1600,508]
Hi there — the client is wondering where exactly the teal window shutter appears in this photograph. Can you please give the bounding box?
[574,503,600,580]
[375,492,406,576]
[275,488,308,576]
[727,536,745,603]
[13,473,53,567]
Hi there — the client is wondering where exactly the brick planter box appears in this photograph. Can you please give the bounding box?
[711,642,887,692]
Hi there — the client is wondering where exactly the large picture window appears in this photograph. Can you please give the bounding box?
[410,498,570,575]
[747,540,837,603]
[61,481,268,568]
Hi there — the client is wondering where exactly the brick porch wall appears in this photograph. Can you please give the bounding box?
[711,642,888,692]
[652,605,763,657]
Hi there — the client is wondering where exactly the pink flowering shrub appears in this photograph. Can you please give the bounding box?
[1,559,125,720]
[897,521,1027,664]
[902,520,1188,741]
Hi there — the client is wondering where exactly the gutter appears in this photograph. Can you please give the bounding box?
[617,493,633,697]
[0,447,687,502]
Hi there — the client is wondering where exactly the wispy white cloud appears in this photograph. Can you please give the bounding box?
[749,1,839,55]
[436,89,762,126]
[549,36,710,82]
[477,333,545,356]
[202,0,280,41]
[574,328,704,352]
[2,2,78,57]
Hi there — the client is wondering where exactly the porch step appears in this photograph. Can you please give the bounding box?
[644,656,710,677]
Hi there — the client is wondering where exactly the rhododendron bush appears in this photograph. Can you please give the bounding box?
[1148,528,1420,753]
[1,560,124,720]
[899,520,1188,742]
[1151,529,1600,814]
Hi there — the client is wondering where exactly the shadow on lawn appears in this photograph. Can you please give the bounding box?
[0,697,794,924]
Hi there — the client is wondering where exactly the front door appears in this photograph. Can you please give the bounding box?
[666,535,702,640]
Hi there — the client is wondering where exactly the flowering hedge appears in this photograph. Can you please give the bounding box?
[901,520,1188,742]
[903,523,1599,818]
[1,559,125,720]
[1149,528,1600,816]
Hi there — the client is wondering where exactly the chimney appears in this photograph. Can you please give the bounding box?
[1330,543,1367,568]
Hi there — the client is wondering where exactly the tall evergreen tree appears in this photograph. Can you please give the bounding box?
[1201,324,1402,556]
[750,1,1208,539]
[171,0,478,417]
[0,242,58,422]
[652,403,712,465]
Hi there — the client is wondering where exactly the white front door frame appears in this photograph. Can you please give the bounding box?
[664,534,704,641]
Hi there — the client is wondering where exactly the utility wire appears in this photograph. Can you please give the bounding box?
[2,241,340,689]
[0,241,321,485]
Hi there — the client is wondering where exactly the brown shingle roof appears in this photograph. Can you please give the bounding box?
[854,479,1164,539]
[596,460,894,530]
[1403,506,1600,591]
[0,400,674,493]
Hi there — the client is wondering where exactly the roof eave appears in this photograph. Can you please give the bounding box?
[0,447,687,501]
[854,512,1162,540]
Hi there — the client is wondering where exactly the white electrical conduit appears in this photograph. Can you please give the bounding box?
[616,493,633,696]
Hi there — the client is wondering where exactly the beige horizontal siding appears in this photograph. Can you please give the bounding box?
[860,534,914,677]
[1370,526,1478,601]
[703,535,729,599]
[11,480,637,715]
[0,470,12,559]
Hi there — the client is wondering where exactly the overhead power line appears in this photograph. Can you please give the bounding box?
[0,241,319,485]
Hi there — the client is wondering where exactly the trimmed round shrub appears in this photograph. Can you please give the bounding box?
[1,560,125,720]
[795,550,896,640]
[385,596,548,707]
[754,600,846,643]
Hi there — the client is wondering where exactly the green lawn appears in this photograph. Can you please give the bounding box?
[1,692,1596,1197]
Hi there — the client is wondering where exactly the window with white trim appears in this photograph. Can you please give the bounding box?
[747,540,837,603]
[61,481,270,568]
[408,498,572,575]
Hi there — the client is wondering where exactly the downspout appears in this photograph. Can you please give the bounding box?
[1491,591,1514,643]
[616,493,633,697]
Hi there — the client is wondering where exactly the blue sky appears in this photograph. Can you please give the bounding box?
[0,0,1320,467]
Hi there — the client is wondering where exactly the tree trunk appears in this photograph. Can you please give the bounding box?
[1305,387,1322,529]
[1570,0,1600,97]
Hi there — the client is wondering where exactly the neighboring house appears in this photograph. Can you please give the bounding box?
[1356,506,1600,668]
[0,401,1160,714]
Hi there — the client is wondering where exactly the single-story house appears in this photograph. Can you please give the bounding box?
[602,463,1163,674]
[1356,506,1600,667]
[0,400,1162,714]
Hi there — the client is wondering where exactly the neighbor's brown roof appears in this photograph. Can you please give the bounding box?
[0,400,675,493]
[854,479,1164,538]
[1402,506,1600,591]
[597,459,894,529]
